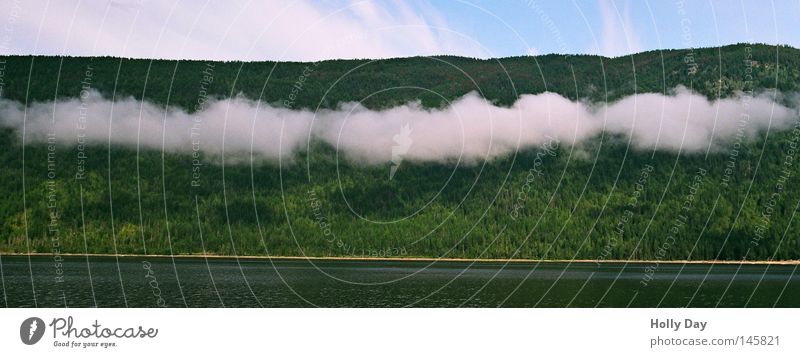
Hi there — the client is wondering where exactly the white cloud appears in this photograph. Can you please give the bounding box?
[593,0,643,57]
[0,0,486,61]
[1,87,796,164]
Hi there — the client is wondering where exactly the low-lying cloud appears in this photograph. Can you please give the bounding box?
[0,87,797,164]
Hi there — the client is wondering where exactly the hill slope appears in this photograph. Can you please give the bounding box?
[1,43,799,260]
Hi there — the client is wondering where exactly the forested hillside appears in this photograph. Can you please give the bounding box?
[1,43,798,109]
[1,43,800,260]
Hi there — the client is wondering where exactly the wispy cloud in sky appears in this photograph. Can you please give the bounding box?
[0,0,486,61]
[592,0,643,57]
[0,0,798,60]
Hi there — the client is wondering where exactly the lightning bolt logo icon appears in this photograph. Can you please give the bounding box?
[20,317,45,345]
[29,320,38,342]
[390,123,413,180]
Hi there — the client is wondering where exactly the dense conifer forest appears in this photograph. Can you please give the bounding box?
[1,43,799,260]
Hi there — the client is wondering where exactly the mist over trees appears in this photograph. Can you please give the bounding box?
[1,43,800,260]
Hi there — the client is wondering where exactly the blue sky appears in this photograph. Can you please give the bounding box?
[425,0,800,57]
[1,0,799,60]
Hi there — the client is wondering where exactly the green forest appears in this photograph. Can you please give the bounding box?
[1,43,800,260]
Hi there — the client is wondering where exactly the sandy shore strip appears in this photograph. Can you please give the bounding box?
[1,252,799,265]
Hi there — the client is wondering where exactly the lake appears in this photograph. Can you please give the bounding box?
[0,255,797,307]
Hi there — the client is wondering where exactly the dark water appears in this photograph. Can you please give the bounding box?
[0,255,797,307]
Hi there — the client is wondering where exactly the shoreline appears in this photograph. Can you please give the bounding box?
[2,252,799,265]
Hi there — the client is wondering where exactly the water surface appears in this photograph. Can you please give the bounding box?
[0,255,797,307]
